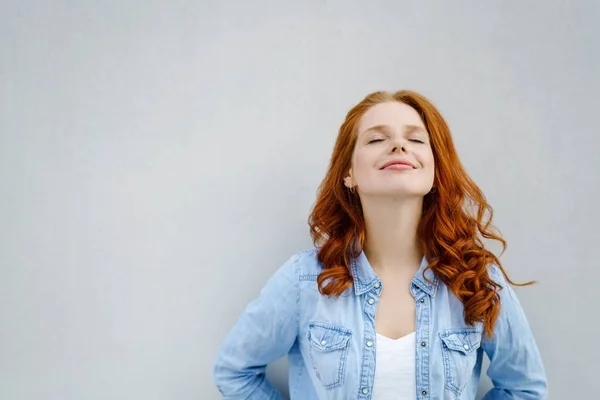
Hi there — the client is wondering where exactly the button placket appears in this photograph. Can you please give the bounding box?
[413,285,431,399]
[358,282,381,398]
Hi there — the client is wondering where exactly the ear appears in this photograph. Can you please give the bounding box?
[343,169,354,187]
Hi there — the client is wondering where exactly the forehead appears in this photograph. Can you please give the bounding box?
[357,101,426,134]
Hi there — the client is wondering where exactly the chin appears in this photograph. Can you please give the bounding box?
[367,188,428,199]
[387,191,427,199]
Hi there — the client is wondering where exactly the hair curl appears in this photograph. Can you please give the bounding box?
[308,90,532,338]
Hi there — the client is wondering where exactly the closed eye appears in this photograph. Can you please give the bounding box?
[409,139,426,144]
[368,138,384,144]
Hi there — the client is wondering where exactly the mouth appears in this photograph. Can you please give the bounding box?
[380,160,416,170]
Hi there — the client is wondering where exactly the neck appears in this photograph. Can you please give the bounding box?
[360,196,424,275]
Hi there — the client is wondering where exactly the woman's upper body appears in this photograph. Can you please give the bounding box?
[213,90,547,399]
[212,248,547,400]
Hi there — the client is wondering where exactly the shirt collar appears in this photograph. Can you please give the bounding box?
[350,250,439,297]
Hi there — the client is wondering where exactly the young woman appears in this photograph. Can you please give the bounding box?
[212,90,547,399]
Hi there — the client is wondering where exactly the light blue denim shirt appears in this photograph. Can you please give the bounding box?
[213,248,547,399]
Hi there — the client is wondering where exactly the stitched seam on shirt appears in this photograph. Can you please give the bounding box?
[294,253,300,340]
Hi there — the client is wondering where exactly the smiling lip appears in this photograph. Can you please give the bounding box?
[380,160,415,170]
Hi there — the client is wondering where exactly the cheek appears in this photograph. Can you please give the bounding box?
[420,150,435,178]
[422,148,435,169]
[352,151,372,178]
[426,155,435,171]
[426,155,436,182]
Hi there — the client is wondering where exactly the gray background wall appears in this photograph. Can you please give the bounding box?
[1,1,598,399]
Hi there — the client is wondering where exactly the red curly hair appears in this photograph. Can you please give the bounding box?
[308,90,531,338]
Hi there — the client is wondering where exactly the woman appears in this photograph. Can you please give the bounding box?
[212,90,547,399]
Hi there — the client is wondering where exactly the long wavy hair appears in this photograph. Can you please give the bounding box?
[308,90,532,338]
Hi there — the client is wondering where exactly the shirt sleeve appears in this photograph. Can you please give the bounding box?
[481,265,548,399]
[212,253,300,399]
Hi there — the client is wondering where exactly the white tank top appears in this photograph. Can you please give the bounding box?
[372,332,417,400]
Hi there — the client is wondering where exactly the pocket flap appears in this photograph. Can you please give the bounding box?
[439,329,481,355]
[308,322,352,352]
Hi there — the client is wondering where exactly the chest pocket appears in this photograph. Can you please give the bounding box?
[307,322,352,389]
[439,328,482,396]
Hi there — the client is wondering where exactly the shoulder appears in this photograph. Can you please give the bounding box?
[487,264,507,286]
[486,263,519,296]
[287,247,324,279]
[270,247,323,281]
[486,263,524,308]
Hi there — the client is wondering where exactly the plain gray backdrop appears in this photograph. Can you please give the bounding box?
[1,1,599,399]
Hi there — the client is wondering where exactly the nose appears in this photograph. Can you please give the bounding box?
[391,144,407,153]
[390,135,408,153]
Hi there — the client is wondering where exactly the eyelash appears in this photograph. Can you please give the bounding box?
[368,138,425,144]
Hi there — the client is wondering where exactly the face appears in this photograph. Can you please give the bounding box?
[344,101,435,199]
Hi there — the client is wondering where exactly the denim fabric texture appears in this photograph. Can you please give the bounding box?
[213,248,547,399]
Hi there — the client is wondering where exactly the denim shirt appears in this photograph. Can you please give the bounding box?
[213,248,547,399]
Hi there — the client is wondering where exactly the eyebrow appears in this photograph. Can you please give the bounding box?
[360,124,429,136]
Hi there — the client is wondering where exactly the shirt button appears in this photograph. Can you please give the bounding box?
[421,390,428,396]
[368,298,375,305]
[421,341,427,347]
[463,343,470,350]
[374,282,381,289]
[362,387,369,395]
[366,340,374,347]
[419,298,425,303]
[321,340,327,346]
